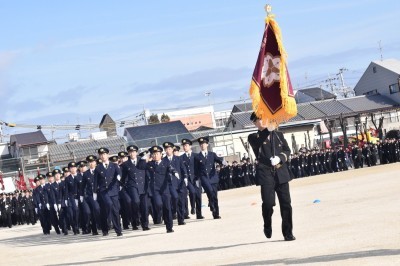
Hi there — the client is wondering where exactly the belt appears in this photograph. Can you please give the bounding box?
[258,163,282,170]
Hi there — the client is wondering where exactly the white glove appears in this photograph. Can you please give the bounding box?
[5,205,9,209]
[184,178,188,186]
[64,200,68,207]
[117,175,121,181]
[119,186,122,191]
[39,203,42,209]
[46,203,50,210]
[93,193,97,201]
[195,180,200,188]
[80,196,84,203]
[35,208,38,214]
[57,204,61,210]
[222,160,228,166]
[141,153,149,160]
[270,156,281,166]
[174,173,180,179]
[54,204,57,210]
[75,199,79,206]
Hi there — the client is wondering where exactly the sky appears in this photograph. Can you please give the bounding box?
[0,0,399,142]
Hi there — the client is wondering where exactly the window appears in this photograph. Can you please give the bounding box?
[373,66,377,73]
[21,146,39,159]
[389,83,400,94]
[364,89,378,96]
[390,112,399,123]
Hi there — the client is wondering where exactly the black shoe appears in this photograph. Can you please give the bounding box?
[284,235,296,241]
[117,232,123,237]
[191,208,195,215]
[196,216,204,219]
[184,216,190,219]
[73,231,77,235]
[132,226,139,230]
[82,230,89,235]
[102,231,109,236]
[142,227,150,231]
[64,232,68,236]
[264,228,272,239]
[213,216,221,219]
[172,214,177,220]
[178,222,186,225]
[167,229,174,233]
[92,232,99,236]
[123,226,129,230]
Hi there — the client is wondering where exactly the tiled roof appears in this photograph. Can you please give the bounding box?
[49,136,126,163]
[232,103,253,113]
[231,112,253,128]
[227,95,398,130]
[124,121,193,147]
[10,131,48,146]
[298,87,336,101]
[339,95,398,113]
[190,128,225,140]
[296,103,327,119]
[310,100,353,117]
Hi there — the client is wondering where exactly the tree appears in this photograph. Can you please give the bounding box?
[370,113,384,140]
[148,114,160,124]
[160,113,170,123]
[325,119,335,149]
[339,114,348,148]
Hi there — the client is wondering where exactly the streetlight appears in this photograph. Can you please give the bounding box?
[205,91,211,105]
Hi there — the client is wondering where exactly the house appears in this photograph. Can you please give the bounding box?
[354,59,400,103]
[124,121,193,148]
[99,113,117,137]
[9,131,49,164]
[160,106,216,131]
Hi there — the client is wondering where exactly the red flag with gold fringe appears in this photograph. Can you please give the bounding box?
[249,8,297,127]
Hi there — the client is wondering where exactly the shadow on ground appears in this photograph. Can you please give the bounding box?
[219,249,400,265]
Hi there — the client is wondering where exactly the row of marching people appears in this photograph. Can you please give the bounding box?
[31,137,227,236]
[0,189,36,228]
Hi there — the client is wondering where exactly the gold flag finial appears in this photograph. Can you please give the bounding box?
[265,4,272,15]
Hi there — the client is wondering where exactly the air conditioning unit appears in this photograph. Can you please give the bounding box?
[68,133,79,142]
[90,131,108,140]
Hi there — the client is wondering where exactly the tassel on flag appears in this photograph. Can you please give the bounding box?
[249,5,297,127]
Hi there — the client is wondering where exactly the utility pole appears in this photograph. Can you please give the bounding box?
[325,74,338,94]
[304,71,308,85]
[0,123,3,143]
[378,40,383,61]
[205,91,211,105]
[142,108,148,125]
[337,68,354,98]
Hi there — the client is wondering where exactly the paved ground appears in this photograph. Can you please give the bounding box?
[1,163,400,265]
